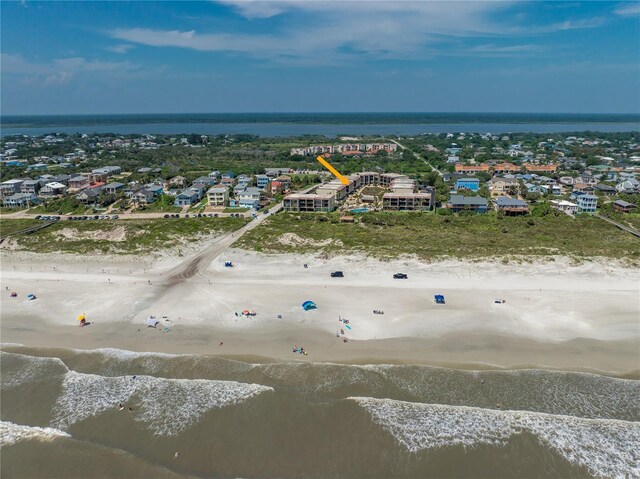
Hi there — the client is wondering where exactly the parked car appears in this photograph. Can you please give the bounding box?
[330,271,344,278]
[164,214,170,218]
[393,273,408,279]
[35,215,42,220]
[112,215,119,219]
[185,214,190,218]
[214,213,218,217]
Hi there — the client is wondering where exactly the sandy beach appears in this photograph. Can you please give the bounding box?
[2,246,639,376]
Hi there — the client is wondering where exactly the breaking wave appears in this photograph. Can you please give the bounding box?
[0,421,70,447]
[0,351,69,389]
[52,371,273,435]
[351,397,640,479]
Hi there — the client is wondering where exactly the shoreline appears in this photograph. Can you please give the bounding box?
[2,248,639,377]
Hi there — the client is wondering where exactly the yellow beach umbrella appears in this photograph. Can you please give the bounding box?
[77,314,86,322]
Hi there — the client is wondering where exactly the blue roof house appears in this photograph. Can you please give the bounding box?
[455,177,480,192]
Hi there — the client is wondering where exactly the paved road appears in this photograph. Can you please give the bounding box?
[388,138,444,177]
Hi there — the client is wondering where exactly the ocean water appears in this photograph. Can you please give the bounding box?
[1,346,639,478]
[1,113,639,136]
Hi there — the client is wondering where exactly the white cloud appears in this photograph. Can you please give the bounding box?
[108,1,607,63]
[614,3,640,16]
[106,44,135,54]
[1,53,137,84]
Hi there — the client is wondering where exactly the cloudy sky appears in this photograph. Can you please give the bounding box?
[2,1,639,114]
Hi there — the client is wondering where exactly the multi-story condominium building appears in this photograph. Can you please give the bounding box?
[492,162,521,174]
[379,173,408,187]
[316,182,348,201]
[525,164,558,173]
[576,194,597,213]
[382,192,432,211]
[454,163,490,174]
[207,186,229,207]
[283,194,336,212]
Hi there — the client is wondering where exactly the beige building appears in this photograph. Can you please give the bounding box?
[207,186,229,206]
[283,193,336,212]
[382,192,432,211]
[489,178,520,197]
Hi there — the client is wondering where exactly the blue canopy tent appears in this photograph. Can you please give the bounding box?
[301,300,317,311]
[27,293,37,301]
[434,295,445,304]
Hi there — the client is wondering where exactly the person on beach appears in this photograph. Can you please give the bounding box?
[118,404,124,411]
[128,406,133,412]
[219,342,223,346]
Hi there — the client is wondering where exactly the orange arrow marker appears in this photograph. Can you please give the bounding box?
[316,156,349,185]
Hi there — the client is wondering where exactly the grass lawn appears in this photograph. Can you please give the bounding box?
[235,211,640,262]
[29,197,90,215]
[0,218,43,236]
[224,207,250,213]
[1,217,249,255]
[137,195,182,213]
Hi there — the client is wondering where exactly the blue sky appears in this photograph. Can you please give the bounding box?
[2,1,639,114]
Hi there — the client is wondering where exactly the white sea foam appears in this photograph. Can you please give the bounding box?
[0,421,71,447]
[351,397,640,479]
[52,371,273,435]
[136,378,273,435]
[1,352,69,388]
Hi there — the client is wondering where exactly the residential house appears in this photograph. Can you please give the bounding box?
[103,182,125,195]
[207,186,229,207]
[2,192,38,208]
[144,184,164,197]
[489,177,520,197]
[446,195,488,213]
[613,200,637,213]
[238,187,262,209]
[594,184,617,196]
[20,180,40,194]
[124,184,143,198]
[572,183,596,194]
[455,177,480,192]
[236,175,251,187]
[0,179,24,198]
[92,166,122,176]
[494,196,529,215]
[168,176,187,188]
[193,176,216,187]
[550,200,578,215]
[576,194,597,213]
[265,168,292,177]
[174,190,200,206]
[222,171,236,180]
[52,174,71,185]
[220,177,236,187]
[208,170,220,181]
[40,182,67,197]
[256,174,270,189]
[616,178,640,193]
[559,176,576,186]
[76,187,103,204]
[68,175,90,189]
[133,190,155,204]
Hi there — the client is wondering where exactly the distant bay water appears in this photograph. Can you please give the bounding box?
[1,113,639,137]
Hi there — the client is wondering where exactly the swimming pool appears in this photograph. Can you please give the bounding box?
[350,208,369,213]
